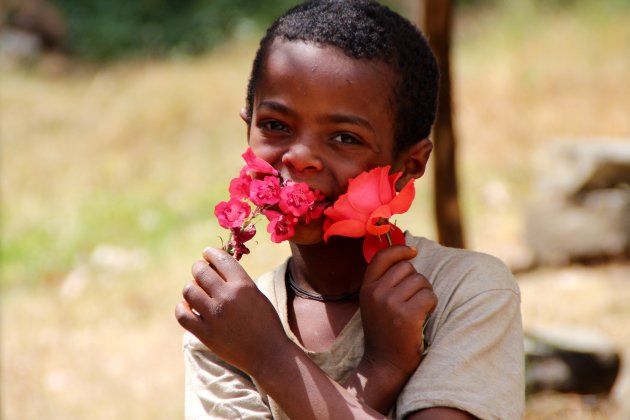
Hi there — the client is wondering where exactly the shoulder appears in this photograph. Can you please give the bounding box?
[406,233,520,302]
[396,234,525,420]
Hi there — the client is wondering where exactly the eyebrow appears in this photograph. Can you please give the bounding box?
[320,114,375,134]
[257,100,375,133]
[257,100,298,118]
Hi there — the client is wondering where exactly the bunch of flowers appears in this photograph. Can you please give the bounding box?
[323,165,415,263]
[214,148,326,260]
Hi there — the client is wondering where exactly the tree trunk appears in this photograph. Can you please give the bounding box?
[422,0,465,248]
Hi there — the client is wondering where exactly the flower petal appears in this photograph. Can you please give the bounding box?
[347,168,386,212]
[242,147,278,176]
[388,178,415,215]
[365,205,393,236]
[324,195,363,222]
[362,234,388,263]
[379,167,398,203]
[323,219,367,241]
[388,224,406,246]
[362,225,406,263]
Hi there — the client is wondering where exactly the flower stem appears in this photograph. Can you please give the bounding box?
[385,232,393,247]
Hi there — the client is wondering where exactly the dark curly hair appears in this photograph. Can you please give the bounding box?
[245,0,439,155]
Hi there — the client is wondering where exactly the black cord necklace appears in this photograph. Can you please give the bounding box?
[286,268,360,303]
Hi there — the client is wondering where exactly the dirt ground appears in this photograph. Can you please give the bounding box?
[518,262,630,419]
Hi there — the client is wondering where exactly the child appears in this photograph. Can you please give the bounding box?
[175,1,524,419]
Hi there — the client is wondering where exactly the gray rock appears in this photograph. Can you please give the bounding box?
[526,139,630,265]
[525,326,621,395]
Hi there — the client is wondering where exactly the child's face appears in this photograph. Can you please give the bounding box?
[245,40,405,244]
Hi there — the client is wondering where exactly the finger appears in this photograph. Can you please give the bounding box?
[363,245,417,286]
[406,287,438,321]
[389,272,432,302]
[175,300,201,332]
[182,281,213,318]
[192,260,225,295]
[203,247,250,283]
[372,260,419,290]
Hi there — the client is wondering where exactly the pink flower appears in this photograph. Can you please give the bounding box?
[249,176,281,206]
[229,172,252,200]
[229,240,251,261]
[279,181,317,217]
[242,147,278,176]
[225,225,256,261]
[214,147,327,259]
[214,198,252,229]
[232,224,256,243]
[264,210,297,243]
[305,201,326,224]
[323,166,414,262]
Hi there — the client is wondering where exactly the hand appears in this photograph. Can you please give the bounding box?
[360,245,437,377]
[175,247,290,377]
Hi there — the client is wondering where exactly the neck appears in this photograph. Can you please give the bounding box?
[288,237,368,295]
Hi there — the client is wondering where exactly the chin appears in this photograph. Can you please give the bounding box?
[289,220,326,245]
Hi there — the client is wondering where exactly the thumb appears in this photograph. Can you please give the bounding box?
[363,245,417,286]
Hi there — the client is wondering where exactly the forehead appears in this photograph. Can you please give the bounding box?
[255,40,396,122]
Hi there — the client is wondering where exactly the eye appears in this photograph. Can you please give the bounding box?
[331,133,362,145]
[259,120,289,133]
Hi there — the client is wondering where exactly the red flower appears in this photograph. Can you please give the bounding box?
[242,147,278,176]
[264,210,297,243]
[229,172,252,199]
[228,225,257,260]
[323,166,414,262]
[279,181,317,217]
[249,176,281,206]
[232,224,256,243]
[214,147,327,259]
[214,198,252,229]
[361,224,406,264]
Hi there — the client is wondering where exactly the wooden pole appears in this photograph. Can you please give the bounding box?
[422,0,465,248]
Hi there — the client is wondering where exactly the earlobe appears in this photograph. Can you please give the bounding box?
[239,107,250,124]
[240,107,252,140]
[395,139,433,190]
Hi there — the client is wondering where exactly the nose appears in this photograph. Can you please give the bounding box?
[281,143,323,174]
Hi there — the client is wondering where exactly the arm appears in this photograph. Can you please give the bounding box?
[344,246,437,414]
[394,253,525,420]
[182,333,272,419]
[176,247,388,419]
[407,407,477,419]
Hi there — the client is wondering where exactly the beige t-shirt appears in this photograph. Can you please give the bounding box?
[183,234,525,419]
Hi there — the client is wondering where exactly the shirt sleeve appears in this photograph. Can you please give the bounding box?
[396,255,525,420]
[183,332,272,420]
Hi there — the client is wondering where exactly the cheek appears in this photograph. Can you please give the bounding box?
[248,138,283,167]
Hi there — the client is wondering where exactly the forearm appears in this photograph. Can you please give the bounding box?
[252,341,387,420]
[343,355,412,415]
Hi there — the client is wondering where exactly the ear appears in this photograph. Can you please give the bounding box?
[394,139,433,190]
[240,107,251,140]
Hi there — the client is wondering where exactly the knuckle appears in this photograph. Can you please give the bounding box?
[210,302,224,318]
[174,303,191,325]
[384,295,400,312]
[414,272,431,287]
[202,247,213,260]
[191,260,207,278]
[414,277,432,293]
[393,260,414,275]
[422,289,438,311]
[182,283,193,300]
